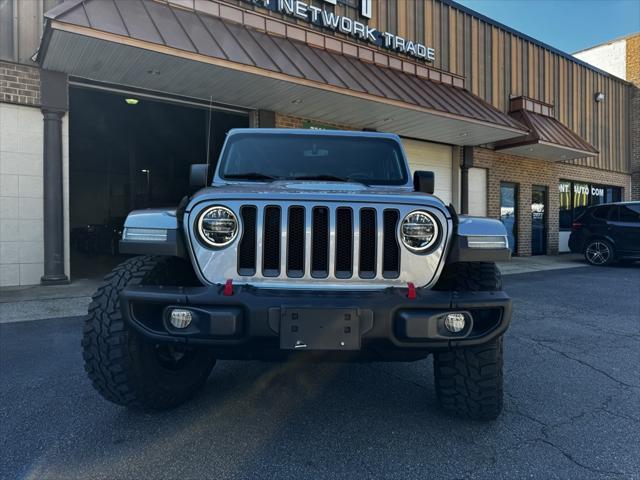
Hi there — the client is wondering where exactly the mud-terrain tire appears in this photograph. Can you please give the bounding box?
[433,262,504,420]
[434,261,502,291]
[82,255,216,410]
[433,337,504,420]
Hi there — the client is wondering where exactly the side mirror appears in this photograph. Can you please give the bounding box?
[189,164,209,189]
[414,170,434,194]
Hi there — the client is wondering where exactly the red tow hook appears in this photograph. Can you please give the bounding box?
[223,279,234,296]
[407,282,417,300]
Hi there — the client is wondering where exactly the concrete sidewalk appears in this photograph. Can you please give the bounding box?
[0,254,588,322]
[0,278,100,324]
[497,253,587,275]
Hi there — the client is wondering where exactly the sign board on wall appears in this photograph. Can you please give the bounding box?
[302,120,337,130]
[242,0,436,62]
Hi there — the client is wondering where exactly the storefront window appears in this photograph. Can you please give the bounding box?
[590,185,605,205]
[531,186,547,255]
[605,187,622,203]
[573,182,590,219]
[558,180,622,230]
[559,181,572,229]
[500,183,518,253]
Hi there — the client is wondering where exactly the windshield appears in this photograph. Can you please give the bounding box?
[218,133,408,185]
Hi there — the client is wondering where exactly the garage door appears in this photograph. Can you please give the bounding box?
[402,139,453,204]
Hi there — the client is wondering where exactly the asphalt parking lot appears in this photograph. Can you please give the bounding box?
[1,266,639,479]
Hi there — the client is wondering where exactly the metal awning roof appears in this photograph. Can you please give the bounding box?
[39,0,528,145]
[495,108,598,161]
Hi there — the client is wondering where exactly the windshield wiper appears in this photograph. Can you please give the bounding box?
[224,172,281,181]
[290,175,369,185]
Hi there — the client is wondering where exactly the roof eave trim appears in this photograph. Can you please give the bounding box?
[537,140,599,157]
[46,20,529,138]
[495,139,599,158]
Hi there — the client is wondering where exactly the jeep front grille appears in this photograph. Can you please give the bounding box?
[237,204,401,280]
[238,206,257,276]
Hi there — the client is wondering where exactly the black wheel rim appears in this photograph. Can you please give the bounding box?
[586,241,610,265]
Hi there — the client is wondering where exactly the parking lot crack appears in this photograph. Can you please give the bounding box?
[504,392,548,429]
[536,438,626,476]
[602,408,639,423]
[515,335,639,389]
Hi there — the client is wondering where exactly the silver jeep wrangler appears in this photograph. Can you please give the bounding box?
[82,129,511,420]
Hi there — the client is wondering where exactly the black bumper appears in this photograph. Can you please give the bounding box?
[121,284,511,361]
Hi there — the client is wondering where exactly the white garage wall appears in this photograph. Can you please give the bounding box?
[0,103,69,286]
[468,167,487,217]
[402,139,453,204]
[0,103,44,287]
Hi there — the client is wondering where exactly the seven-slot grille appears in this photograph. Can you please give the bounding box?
[237,205,401,280]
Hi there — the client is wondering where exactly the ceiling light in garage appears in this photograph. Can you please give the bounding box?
[125,98,139,105]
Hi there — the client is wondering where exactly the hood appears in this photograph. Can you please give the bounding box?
[187,181,450,214]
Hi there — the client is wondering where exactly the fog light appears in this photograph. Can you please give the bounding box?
[444,313,466,333]
[170,309,192,329]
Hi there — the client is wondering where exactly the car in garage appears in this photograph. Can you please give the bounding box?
[71,217,126,256]
[569,201,640,265]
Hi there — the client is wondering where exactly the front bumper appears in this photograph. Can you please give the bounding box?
[121,285,511,360]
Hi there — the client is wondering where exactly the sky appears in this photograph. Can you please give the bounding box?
[453,0,640,54]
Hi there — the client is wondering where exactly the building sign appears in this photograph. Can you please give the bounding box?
[242,0,436,62]
[302,120,336,130]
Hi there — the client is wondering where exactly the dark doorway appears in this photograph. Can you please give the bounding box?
[531,185,547,255]
[68,87,249,280]
[500,182,518,254]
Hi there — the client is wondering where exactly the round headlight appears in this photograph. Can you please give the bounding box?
[400,210,439,252]
[197,206,238,247]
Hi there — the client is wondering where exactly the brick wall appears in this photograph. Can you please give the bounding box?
[0,61,40,107]
[629,35,640,200]
[275,113,356,130]
[473,148,631,256]
[626,33,640,87]
[631,86,640,200]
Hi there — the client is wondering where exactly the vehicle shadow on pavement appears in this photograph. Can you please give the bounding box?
[63,357,514,479]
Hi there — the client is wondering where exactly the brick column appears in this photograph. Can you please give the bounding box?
[547,179,560,255]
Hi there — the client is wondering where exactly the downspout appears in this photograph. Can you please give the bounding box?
[12,0,19,61]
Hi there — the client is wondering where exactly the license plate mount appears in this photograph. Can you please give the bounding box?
[280,307,360,351]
